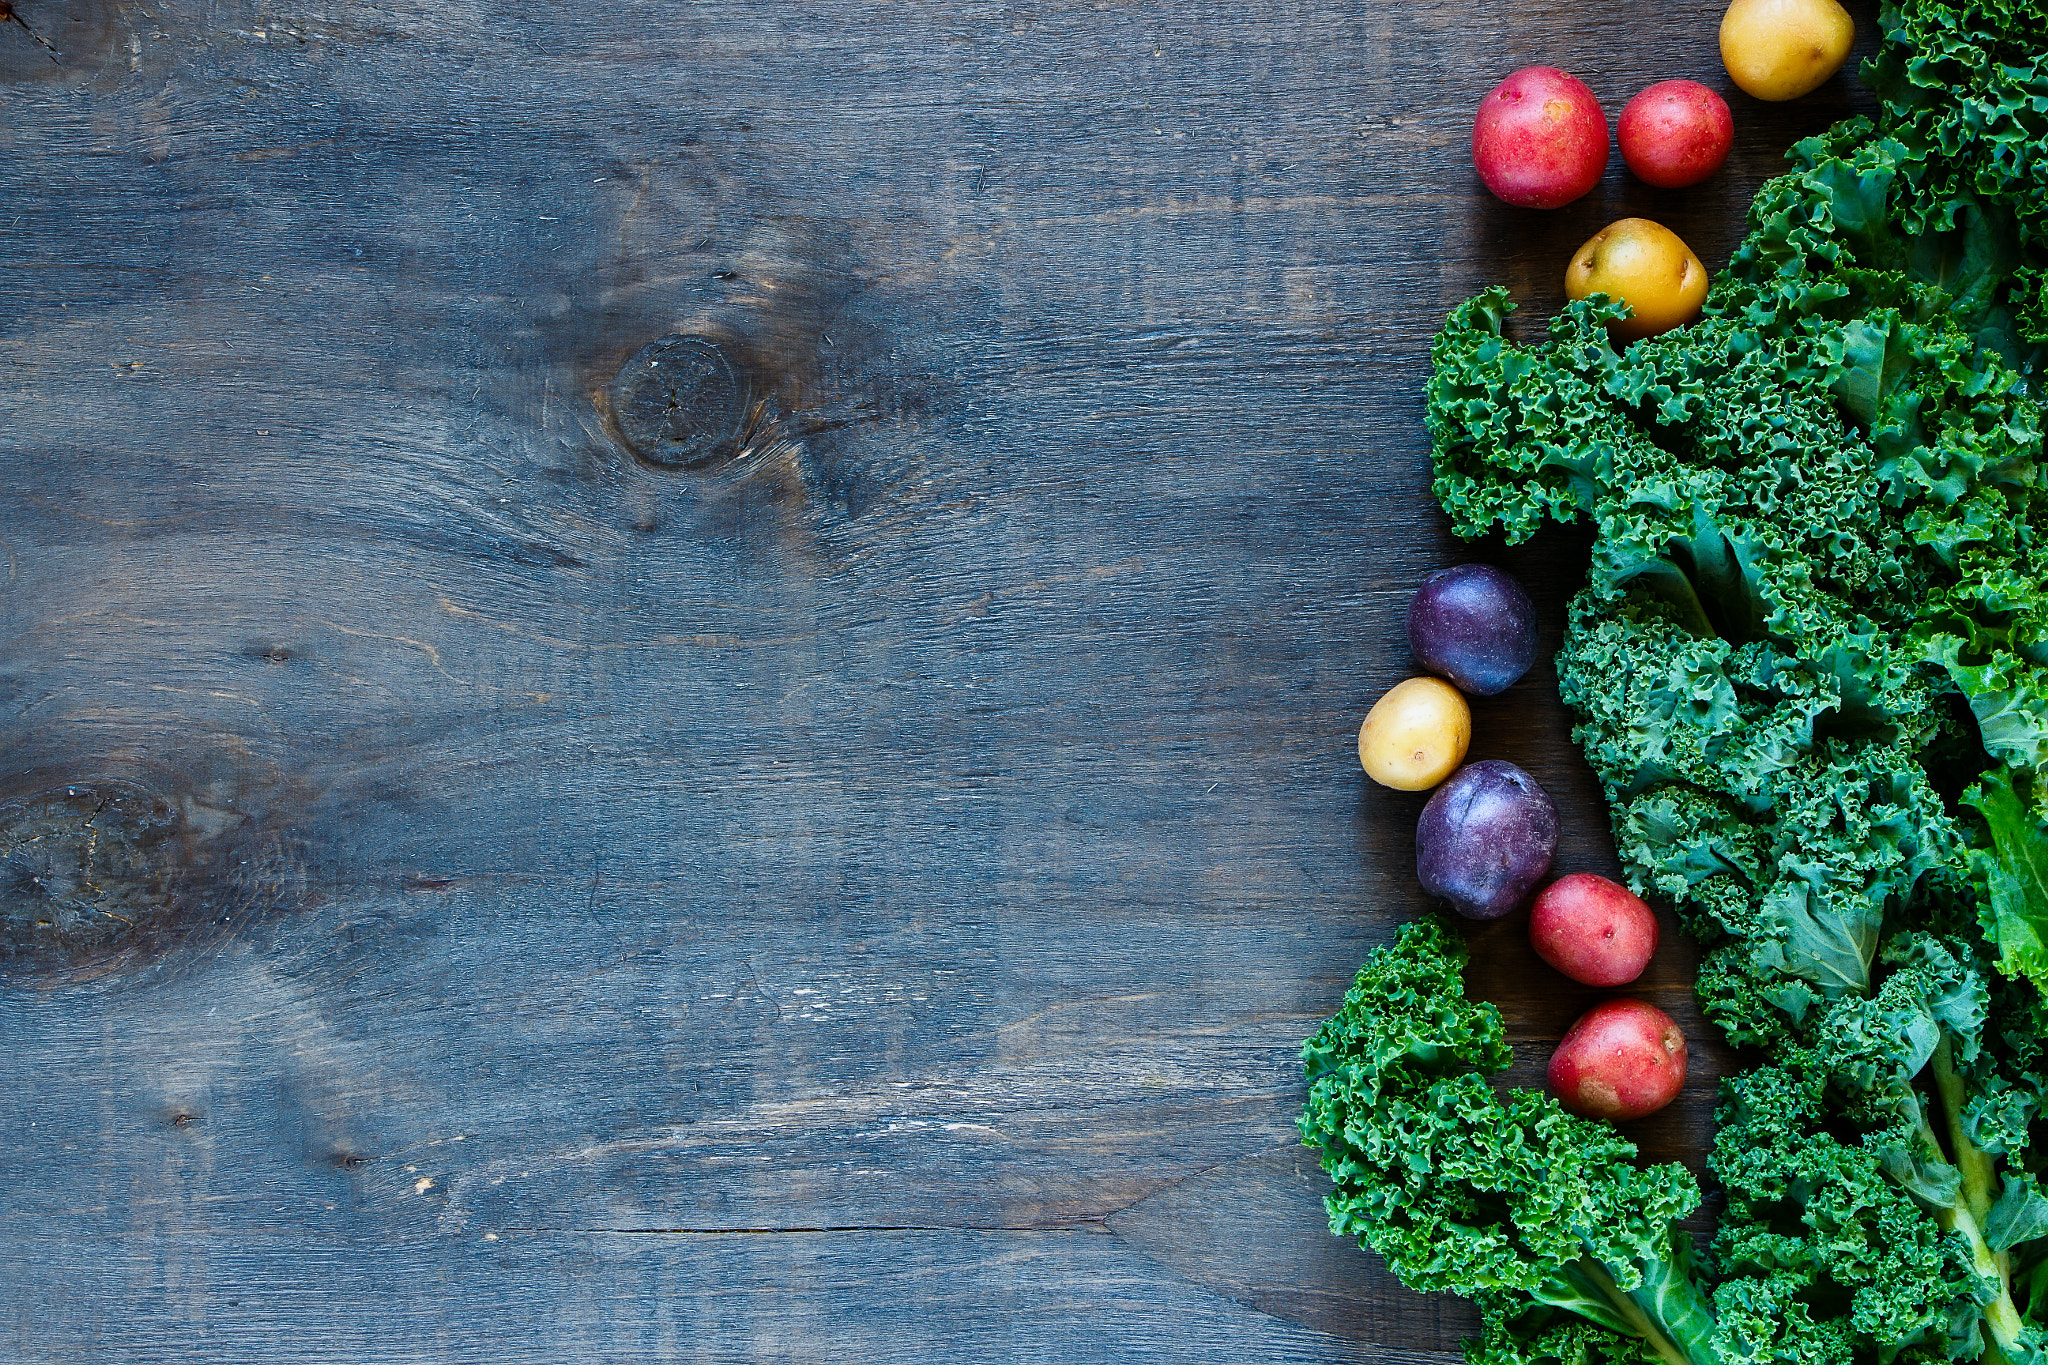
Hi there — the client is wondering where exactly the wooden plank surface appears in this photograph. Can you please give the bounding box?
[0,0,1881,1359]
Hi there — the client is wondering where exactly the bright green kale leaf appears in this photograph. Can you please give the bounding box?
[1864,0,2048,362]
[1299,919,1715,1365]
[1967,769,2048,1007]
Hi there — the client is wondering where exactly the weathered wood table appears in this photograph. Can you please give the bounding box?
[0,1,1879,1359]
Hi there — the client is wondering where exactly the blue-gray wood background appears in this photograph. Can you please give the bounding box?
[0,1,1877,1359]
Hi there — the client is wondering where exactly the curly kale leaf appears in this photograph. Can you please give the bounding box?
[1965,769,2048,1042]
[1865,0,2048,364]
[1300,919,1715,1365]
[1556,581,1964,1024]
[1709,1063,1984,1364]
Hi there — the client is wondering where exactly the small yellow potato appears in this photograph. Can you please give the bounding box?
[1358,677,1472,791]
[1566,218,1709,343]
[1720,0,1855,102]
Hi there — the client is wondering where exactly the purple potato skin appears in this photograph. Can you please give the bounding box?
[1408,564,1540,696]
[1416,760,1559,920]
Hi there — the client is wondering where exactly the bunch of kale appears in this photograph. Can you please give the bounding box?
[1303,1,2048,1361]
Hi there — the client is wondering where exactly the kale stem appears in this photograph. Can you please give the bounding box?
[1927,1038,2025,1358]
[1579,1258,1700,1365]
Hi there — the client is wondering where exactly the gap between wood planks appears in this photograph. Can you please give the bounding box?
[484,1223,1109,1235]
[471,1143,1300,1238]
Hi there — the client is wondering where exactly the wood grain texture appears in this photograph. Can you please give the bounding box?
[0,0,1882,1359]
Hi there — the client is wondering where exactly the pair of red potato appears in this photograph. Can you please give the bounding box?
[1530,873,1689,1124]
[1474,68,1732,208]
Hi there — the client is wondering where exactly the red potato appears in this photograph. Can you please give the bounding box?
[1618,80,1734,189]
[1529,873,1659,986]
[1471,66,1609,210]
[1548,999,1688,1122]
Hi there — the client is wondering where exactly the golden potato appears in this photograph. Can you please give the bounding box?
[1358,677,1472,791]
[1565,218,1708,343]
[1720,0,1854,102]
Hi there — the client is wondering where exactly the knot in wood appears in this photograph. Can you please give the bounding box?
[608,334,747,470]
[0,782,187,974]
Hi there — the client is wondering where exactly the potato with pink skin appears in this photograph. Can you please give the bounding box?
[1528,873,1659,986]
[1471,66,1609,210]
[1618,80,1733,189]
[1547,999,1688,1121]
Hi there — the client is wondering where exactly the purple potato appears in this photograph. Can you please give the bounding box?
[1416,760,1558,920]
[1407,564,1540,696]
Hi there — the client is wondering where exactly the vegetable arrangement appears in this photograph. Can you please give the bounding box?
[1303,0,2048,1361]
[1361,551,1685,1117]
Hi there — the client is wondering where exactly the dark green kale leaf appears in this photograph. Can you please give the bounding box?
[1864,0,2048,363]
[1708,1061,1983,1364]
